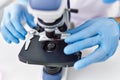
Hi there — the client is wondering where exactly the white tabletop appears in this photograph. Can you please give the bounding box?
[0,34,120,80]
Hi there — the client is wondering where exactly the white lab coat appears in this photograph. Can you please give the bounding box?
[70,0,120,26]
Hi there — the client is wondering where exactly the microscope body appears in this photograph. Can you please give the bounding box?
[19,0,81,68]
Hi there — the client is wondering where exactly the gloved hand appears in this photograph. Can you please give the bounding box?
[103,0,117,3]
[64,17,120,70]
[0,3,35,44]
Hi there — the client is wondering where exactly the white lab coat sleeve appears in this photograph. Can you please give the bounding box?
[117,1,120,17]
[70,0,115,27]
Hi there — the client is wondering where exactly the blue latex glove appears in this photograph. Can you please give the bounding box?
[64,17,120,70]
[0,3,35,44]
[16,0,28,5]
[103,0,117,3]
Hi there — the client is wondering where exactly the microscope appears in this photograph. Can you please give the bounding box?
[19,0,81,80]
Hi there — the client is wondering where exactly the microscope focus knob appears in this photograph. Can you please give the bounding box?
[58,23,67,32]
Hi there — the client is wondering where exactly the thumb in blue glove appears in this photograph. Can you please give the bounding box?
[0,2,35,44]
[64,17,119,70]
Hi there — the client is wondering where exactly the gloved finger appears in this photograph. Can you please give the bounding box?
[0,9,9,26]
[64,35,100,54]
[65,23,98,43]
[1,27,19,44]
[6,21,25,40]
[1,32,11,44]
[95,48,115,63]
[74,47,105,70]
[103,0,117,3]
[96,44,118,63]
[66,20,93,34]
[24,12,36,28]
[0,13,11,43]
[96,48,117,62]
[4,37,11,43]
[10,17,27,36]
[2,10,27,37]
[95,55,110,63]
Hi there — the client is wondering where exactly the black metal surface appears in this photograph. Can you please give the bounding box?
[46,31,55,38]
[70,9,79,13]
[58,23,67,32]
[19,36,81,67]
[44,66,62,75]
[34,24,44,32]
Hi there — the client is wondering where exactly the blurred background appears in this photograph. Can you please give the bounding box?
[0,0,10,22]
[0,0,120,80]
